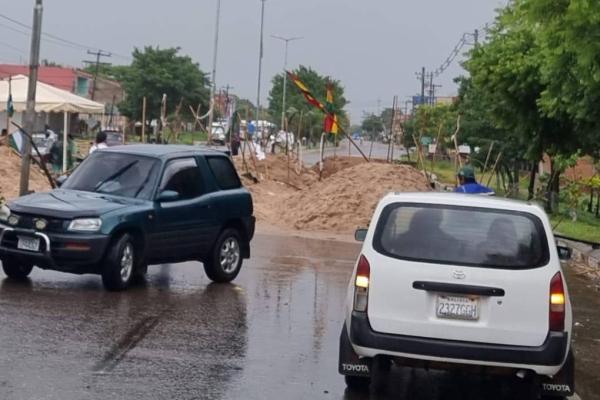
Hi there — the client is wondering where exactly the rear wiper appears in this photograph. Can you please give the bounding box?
[94,160,139,191]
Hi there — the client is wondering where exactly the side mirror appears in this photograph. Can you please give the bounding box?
[355,228,368,242]
[557,245,572,261]
[157,190,180,202]
[56,175,68,187]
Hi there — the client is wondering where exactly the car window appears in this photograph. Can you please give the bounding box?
[206,156,241,190]
[159,158,204,200]
[62,152,159,200]
[373,204,549,269]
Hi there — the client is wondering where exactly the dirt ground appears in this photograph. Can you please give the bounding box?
[0,146,51,201]
[235,154,431,234]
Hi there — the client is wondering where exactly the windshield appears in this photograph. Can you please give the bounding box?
[62,152,159,200]
[374,204,549,269]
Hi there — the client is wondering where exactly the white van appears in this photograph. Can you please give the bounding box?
[339,193,574,399]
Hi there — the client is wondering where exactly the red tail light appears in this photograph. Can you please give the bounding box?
[355,255,371,288]
[354,255,370,312]
[549,272,565,332]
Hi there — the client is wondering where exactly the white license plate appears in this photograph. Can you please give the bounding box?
[436,295,479,321]
[17,236,40,252]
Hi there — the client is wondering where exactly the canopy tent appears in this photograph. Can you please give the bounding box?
[0,75,105,172]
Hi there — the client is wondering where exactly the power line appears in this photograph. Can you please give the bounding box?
[0,12,131,61]
[431,23,490,78]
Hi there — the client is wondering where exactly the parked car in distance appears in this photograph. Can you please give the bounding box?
[339,193,574,399]
[102,130,125,147]
[0,145,255,291]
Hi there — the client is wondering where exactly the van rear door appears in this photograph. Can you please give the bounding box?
[365,204,554,347]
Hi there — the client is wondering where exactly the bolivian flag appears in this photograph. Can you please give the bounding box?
[287,71,325,112]
[287,71,339,134]
[324,82,339,135]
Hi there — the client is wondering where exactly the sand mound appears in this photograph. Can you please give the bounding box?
[280,163,431,233]
[0,146,51,201]
[233,154,318,190]
[312,156,370,179]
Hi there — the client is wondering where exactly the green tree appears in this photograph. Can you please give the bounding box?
[361,113,383,140]
[460,4,582,208]
[268,65,348,142]
[117,47,210,121]
[517,0,600,158]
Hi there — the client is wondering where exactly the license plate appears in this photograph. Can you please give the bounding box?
[17,236,40,252]
[436,295,479,321]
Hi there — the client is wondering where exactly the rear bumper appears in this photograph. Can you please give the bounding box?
[0,224,109,273]
[349,311,568,368]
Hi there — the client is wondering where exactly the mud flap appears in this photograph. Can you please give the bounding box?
[540,350,575,397]
[339,323,372,377]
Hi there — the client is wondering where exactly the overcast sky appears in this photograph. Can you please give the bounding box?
[0,0,504,123]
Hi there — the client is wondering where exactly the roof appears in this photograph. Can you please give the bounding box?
[0,65,75,92]
[0,75,104,114]
[102,144,229,159]
[379,192,545,214]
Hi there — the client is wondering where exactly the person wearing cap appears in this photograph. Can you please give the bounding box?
[455,165,495,195]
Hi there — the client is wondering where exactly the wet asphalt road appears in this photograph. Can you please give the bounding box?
[0,233,597,400]
[303,140,407,165]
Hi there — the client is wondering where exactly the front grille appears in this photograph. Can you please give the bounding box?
[9,213,66,233]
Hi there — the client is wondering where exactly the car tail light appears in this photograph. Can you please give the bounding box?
[354,255,370,312]
[549,272,565,332]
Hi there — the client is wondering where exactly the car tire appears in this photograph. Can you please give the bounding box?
[344,375,371,391]
[101,234,136,291]
[204,229,243,283]
[1,258,33,280]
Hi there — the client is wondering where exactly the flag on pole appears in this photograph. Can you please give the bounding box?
[286,71,325,112]
[7,77,14,118]
[323,82,339,135]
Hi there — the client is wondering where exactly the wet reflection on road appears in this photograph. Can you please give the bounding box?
[0,233,594,399]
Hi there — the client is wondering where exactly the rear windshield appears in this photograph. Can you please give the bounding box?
[373,204,549,269]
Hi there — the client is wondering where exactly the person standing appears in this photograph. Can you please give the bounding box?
[89,131,108,155]
[454,165,495,195]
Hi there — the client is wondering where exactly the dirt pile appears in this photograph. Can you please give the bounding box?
[0,146,51,201]
[311,156,372,179]
[235,154,431,234]
[281,163,431,233]
[233,154,318,189]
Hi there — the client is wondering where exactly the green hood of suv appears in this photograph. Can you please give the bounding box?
[9,189,140,219]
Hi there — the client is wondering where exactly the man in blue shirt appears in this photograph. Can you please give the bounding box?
[455,165,495,195]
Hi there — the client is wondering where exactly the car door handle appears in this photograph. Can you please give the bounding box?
[200,204,212,209]
[412,281,505,297]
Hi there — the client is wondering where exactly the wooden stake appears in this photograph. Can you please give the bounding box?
[486,150,503,187]
[480,141,495,183]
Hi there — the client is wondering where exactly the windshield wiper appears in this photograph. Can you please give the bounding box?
[94,160,139,192]
[133,170,153,198]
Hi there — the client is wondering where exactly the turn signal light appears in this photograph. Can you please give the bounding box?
[549,272,566,332]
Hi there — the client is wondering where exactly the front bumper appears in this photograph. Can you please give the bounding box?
[350,311,568,370]
[0,224,109,273]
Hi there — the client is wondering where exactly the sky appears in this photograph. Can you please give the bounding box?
[0,0,504,123]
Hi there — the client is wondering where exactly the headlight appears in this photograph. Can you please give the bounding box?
[68,218,102,232]
[0,205,10,222]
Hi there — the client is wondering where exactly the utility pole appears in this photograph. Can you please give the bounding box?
[271,35,302,131]
[255,0,267,133]
[415,66,426,107]
[474,29,479,46]
[207,0,222,144]
[19,0,43,196]
[85,49,111,100]
[428,72,434,105]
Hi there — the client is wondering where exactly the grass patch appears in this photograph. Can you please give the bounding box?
[551,210,600,243]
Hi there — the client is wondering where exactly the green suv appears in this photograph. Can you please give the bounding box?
[0,145,255,291]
